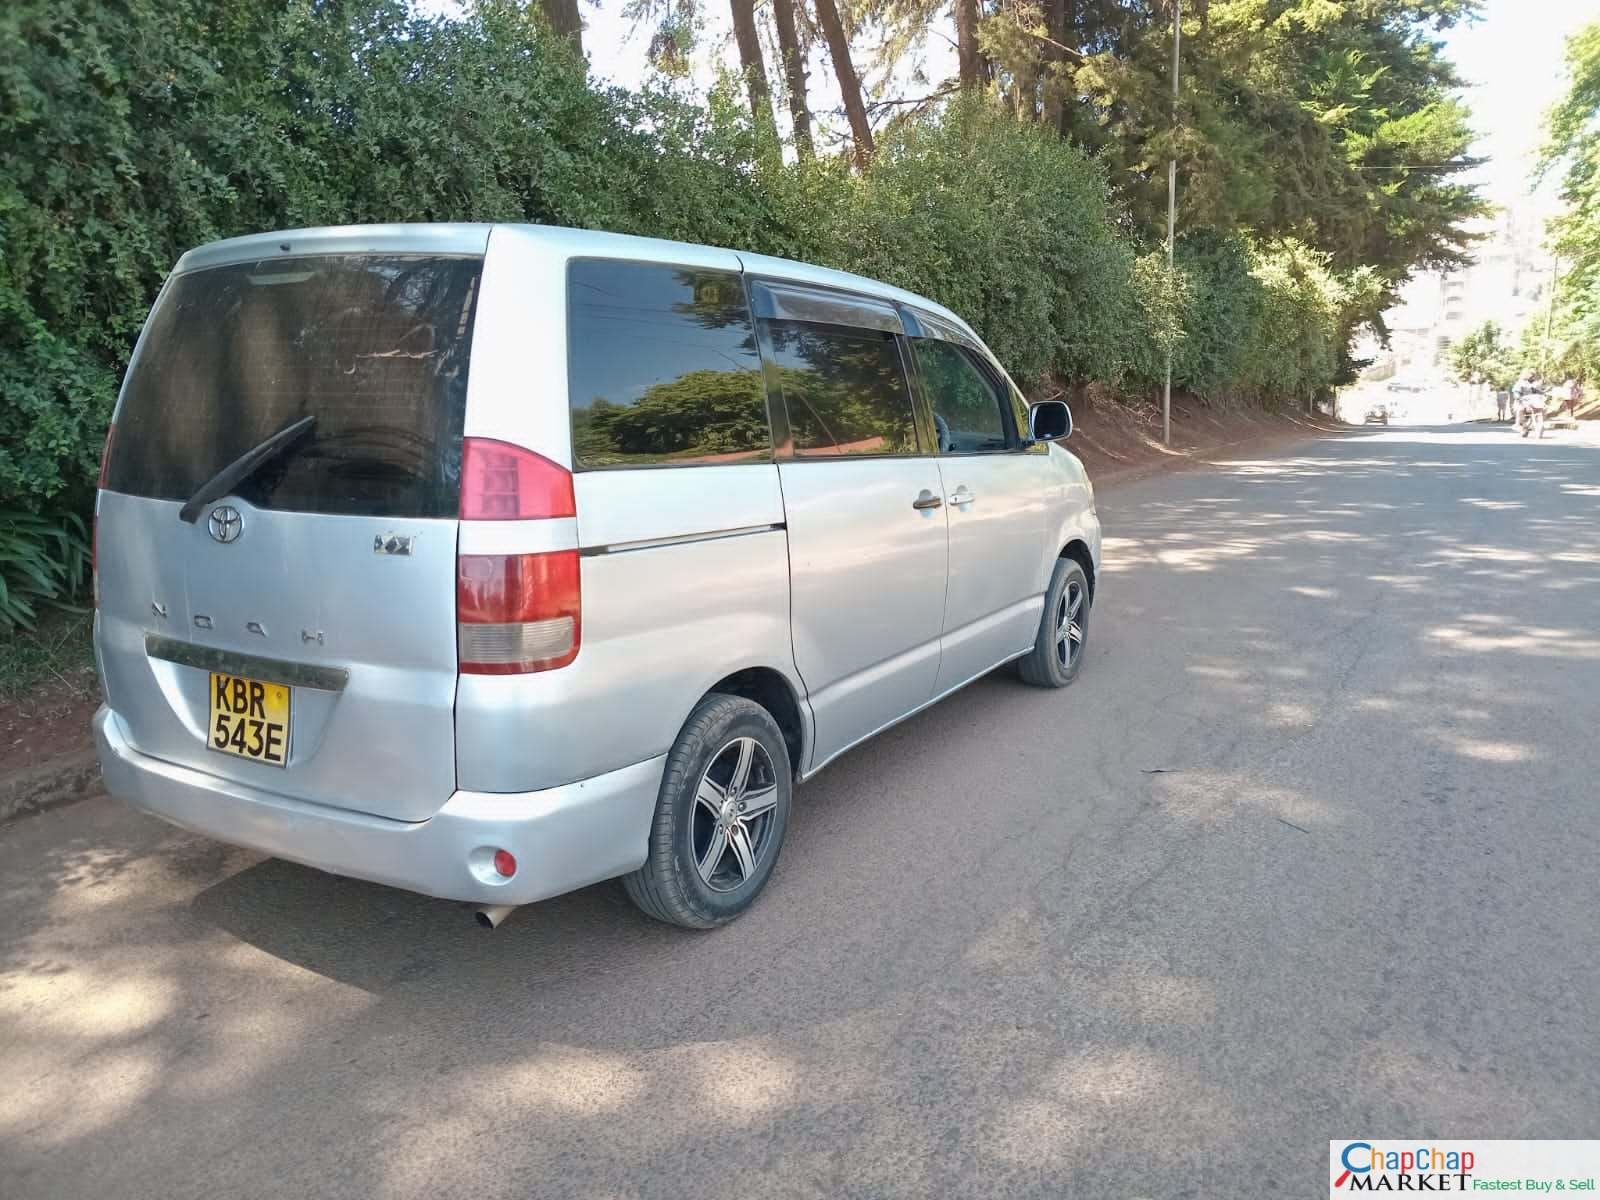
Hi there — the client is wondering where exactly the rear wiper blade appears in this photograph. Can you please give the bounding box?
[178,414,316,524]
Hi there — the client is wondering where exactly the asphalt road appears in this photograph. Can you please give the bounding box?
[4,421,1599,1198]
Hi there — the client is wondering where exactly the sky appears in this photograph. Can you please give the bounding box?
[1439,0,1595,218]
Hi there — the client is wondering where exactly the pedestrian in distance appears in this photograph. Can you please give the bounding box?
[1560,377,1580,419]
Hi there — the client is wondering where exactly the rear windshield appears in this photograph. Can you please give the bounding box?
[107,254,482,518]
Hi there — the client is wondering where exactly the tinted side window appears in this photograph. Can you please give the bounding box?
[758,320,920,458]
[567,261,771,468]
[913,338,1010,454]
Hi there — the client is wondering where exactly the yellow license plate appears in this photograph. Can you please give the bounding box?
[208,672,291,767]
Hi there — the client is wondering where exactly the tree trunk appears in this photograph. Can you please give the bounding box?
[1043,0,1073,132]
[772,0,814,159]
[954,0,984,89]
[729,0,776,134]
[813,0,874,169]
[540,0,582,52]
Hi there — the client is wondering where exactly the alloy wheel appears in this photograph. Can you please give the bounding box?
[692,736,779,892]
[1055,578,1086,671]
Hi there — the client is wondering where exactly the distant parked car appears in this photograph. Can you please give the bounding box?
[1364,403,1390,425]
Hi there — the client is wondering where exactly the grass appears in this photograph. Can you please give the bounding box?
[0,609,97,704]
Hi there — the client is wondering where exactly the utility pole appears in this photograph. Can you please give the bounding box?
[1163,0,1180,446]
[1541,256,1559,378]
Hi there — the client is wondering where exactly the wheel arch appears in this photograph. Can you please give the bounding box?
[703,666,808,778]
[1059,538,1096,601]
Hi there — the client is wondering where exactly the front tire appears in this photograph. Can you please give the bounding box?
[622,693,792,929]
[1017,557,1091,688]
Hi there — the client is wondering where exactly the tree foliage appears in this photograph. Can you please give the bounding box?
[878,0,1485,322]
[1448,320,1517,390]
[1541,20,1600,384]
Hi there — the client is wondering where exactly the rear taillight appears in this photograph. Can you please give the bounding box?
[457,437,580,673]
[460,437,574,520]
[457,551,581,673]
[93,423,115,608]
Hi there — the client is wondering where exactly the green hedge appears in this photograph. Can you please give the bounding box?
[1,0,1368,622]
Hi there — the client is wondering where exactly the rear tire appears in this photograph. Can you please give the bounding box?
[622,693,792,929]
[1017,557,1091,689]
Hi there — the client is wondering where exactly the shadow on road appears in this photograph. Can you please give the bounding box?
[4,422,1599,1196]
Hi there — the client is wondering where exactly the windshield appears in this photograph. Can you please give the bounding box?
[106,254,482,518]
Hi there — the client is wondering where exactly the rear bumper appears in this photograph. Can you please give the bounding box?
[94,707,664,905]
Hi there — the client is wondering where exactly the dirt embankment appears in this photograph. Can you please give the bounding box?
[0,668,101,822]
[1062,390,1345,488]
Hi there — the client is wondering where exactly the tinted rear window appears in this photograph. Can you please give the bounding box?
[567,260,772,468]
[107,254,482,518]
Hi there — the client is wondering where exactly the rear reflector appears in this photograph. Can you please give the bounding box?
[457,550,581,673]
[460,438,574,520]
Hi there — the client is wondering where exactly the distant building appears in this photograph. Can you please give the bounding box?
[1375,209,1554,375]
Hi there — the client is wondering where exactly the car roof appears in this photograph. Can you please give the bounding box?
[170,222,981,345]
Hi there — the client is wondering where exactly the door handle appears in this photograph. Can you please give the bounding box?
[911,490,943,511]
[949,487,976,506]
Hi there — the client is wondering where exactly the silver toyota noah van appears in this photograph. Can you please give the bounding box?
[92,223,1102,929]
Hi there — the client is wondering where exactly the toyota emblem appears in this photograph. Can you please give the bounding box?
[208,505,244,544]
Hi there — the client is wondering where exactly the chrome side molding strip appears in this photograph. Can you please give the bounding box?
[580,522,785,558]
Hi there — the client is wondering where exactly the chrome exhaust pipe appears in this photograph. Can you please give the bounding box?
[474,903,517,930]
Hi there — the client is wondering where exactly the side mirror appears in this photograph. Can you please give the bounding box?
[1029,399,1072,442]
